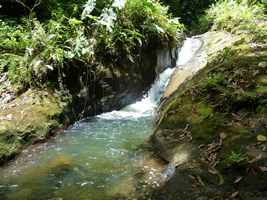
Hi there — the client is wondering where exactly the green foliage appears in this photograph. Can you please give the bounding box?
[226,151,248,166]
[205,0,266,41]
[160,0,215,27]
[0,16,92,86]
[0,19,31,53]
[1,54,26,84]
[124,0,183,41]
[0,0,183,88]
[0,19,31,83]
[0,0,87,19]
[95,0,184,62]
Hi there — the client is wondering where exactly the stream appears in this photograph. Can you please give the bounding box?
[0,38,201,200]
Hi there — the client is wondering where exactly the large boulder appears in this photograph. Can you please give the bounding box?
[149,31,267,199]
[0,89,65,164]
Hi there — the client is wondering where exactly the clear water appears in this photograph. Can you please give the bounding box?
[0,68,175,200]
[0,38,199,200]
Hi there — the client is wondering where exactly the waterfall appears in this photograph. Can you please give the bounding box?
[98,67,175,120]
[98,37,203,120]
[176,37,203,66]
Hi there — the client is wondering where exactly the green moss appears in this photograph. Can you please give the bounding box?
[0,89,66,163]
[258,75,267,85]
[256,86,267,94]
[224,151,248,167]
[195,102,213,121]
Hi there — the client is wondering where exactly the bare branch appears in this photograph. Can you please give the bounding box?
[16,0,31,12]
[30,0,42,14]
[15,0,42,14]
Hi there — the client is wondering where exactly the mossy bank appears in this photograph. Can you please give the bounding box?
[149,29,267,199]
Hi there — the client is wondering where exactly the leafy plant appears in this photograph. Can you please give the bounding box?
[226,151,248,166]
[0,0,184,88]
[161,0,215,27]
[95,0,184,62]
[204,0,266,41]
[124,0,184,43]
[0,19,31,53]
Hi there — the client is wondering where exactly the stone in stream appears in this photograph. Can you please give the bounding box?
[107,177,136,198]
[46,155,74,171]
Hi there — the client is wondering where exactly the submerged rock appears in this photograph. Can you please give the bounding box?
[148,31,267,199]
[108,177,136,198]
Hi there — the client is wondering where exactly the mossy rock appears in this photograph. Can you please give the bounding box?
[150,31,267,199]
[0,89,67,164]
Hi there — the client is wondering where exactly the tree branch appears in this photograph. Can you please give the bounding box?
[15,0,42,14]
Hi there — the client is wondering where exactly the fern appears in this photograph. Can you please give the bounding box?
[205,0,266,41]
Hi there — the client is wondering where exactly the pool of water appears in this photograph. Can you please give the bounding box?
[0,117,153,200]
[0,66,175,200]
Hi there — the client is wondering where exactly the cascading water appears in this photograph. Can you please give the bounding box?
[0,38,201,200]
[98,67,175,120]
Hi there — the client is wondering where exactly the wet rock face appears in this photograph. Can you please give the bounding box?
[149,32,267,199]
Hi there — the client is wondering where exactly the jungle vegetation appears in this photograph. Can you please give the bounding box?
[0,0,266,89]
[0,0,184,89]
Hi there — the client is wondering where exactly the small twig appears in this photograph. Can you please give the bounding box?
[16,0,31,12]
[16,0,42,15]
[30,0,41,14]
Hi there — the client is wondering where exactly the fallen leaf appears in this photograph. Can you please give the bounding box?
[234,176,243,184]
[208,168,218,175]
[218,173,224,185]
[219,132,227,140]
[230,191,239,198]
[259,166,267,172]
[257,135,267,142]
[248,154,262,163]
[196,175,205,186]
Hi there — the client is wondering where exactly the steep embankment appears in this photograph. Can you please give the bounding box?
[150,30,267,199]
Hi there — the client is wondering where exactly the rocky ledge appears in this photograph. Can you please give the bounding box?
[148,31,267,200]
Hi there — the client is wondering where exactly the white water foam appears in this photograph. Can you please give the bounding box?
[98,67,175,120]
